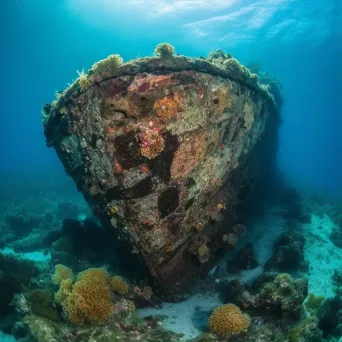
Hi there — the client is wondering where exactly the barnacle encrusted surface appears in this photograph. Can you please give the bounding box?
[43,47,280,299]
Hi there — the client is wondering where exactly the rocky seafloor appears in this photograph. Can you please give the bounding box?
[1,174,341,342]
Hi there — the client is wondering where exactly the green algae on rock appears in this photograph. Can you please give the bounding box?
[23,313,183,342]
[43,44,281,299]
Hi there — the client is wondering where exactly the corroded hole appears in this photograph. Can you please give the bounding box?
[185,198,195,211]
[158,187,179,218]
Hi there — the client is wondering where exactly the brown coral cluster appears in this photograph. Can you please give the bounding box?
[208,303,250,338]
[111,276,129,295]
[54,267,114,325]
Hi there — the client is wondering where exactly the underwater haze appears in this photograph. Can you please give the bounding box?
[2,1,342,342]
[3,0,342,197]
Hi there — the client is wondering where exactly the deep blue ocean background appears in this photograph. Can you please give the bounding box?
[3,0,342,200]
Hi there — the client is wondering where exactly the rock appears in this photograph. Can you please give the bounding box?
[287,317,323,342]
[332,269,342,294]
[330,229,342,248]
[253,273,308,318]
[227,243,259,273]
[317,296,342,338]
[43,47,281,299]
[265,233,308,272]
[126,286,162,309]
[0,253,39,317]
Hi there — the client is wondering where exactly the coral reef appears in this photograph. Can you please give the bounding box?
[6,264,179,341]
[23,312,183,342]
[207,50,233,65]
[208,304,250,338]
[54,267,113,325]
[265,233,308,272]
[317,296,342,338]
[253,273,308,318]
[154,42,175,58]
[23,290,60,321]
[0,191,89,253]
[111,276,129,295]
[91,54,123,75]
[77,69,92,90]
[224,273,308,319]
[287,317,323,342]
[3,207,42,235]
[304,293,324,316]
[0,253,39,317]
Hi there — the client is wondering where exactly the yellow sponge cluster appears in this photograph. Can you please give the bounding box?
[208,304,250,338]
[54,267,113,325]
[55,278,73,304]
[111,276,129,295]
[53,264,73,285]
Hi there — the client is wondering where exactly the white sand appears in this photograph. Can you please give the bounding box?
[0,332,15,342]
[301,214,342,298]
[0,247,51,263]
[138,293,222,341]
[137,211,287,340]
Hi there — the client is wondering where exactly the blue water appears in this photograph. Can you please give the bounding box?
[3,0,342,198]
[2,1,342,341]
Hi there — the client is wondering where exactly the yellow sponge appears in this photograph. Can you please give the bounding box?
[111,276,129,295]
[208,304,250,338]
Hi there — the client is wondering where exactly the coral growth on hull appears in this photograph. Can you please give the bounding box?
[42,45,281,300]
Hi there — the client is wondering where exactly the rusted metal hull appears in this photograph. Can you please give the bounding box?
[43,54,280,300]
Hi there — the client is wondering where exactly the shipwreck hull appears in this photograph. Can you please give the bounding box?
[43,53,280,299]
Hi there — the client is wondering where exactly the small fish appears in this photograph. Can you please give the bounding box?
[208,265,218,277]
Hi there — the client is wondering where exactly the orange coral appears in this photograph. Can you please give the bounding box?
[153,93,182,120]
[55,267,113,325]
[113,161,123,173]
[140,164,149,173]
[170,132,208,180]
[137,126,165,159]
[111,276,129,295]
[208,304,250,338]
